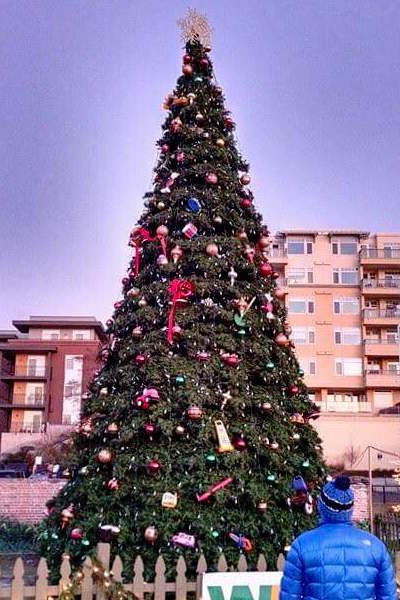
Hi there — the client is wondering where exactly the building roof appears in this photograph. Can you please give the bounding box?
[275,229,370,238]
[12,316,106,341]
[0,331,19,341]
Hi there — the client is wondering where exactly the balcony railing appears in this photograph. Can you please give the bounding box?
[364,338,398,345]
[267,248,287,258]
[8,421,45,433]
[362,279,400,289]
[11,393,45,407]
[361,248,400,259]
[364,309,400,319]
[316,400,372,413]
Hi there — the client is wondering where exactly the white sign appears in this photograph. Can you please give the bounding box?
[202,571,283,600]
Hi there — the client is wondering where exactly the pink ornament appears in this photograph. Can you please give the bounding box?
[107,478,120,491]
[177,151,185,162]
[144,423,156,436]
[234,437,247,451]
[70,528,83,540]
[196,351,211,362]
[121,277,129,286]
[171,532,196,548]
[275,288,286,299]
[206,172,218,185]
[225,117,234,128]
[187,405,203,420]
[261,302,274,313]
[182,64,193,76]
[206,243,219,256]
[240,174,251,185]
[290,385,299,395]
[106,319,113,328]
[241,198,252,209]
[199,57,209,69]
[156,225,169,237]
[157,254,168,266]
[275,333,289,347]
[148,460,161,474]
[135,354,147,366]
[260,263,273,277]
[182,223,198,239]
[222,353,240,367]
[161,144,169,154]
[171,245,183,263]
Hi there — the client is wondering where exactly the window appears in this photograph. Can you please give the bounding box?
[333,269,359,285]
[287,269,314,284]
[41,329,60,340]
[388,362,400,374]
[299,358,317,375]
[332,239,358,255]
[287,239,313,255]
[288,299,315,314]
[335,358,363,376]
[73,329,91,340]
[291,328,316,345]
[333,297,360,314]
[334,328,361,345]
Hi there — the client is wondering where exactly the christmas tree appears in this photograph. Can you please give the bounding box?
[40,10,326,578]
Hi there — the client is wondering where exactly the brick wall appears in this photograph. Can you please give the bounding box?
[0,480,65,524]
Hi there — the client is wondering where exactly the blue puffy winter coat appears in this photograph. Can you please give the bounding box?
[280,522,397,600]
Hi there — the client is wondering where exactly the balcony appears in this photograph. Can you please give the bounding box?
[0,393,46,409]
[364,339,399,357]
[0,365,48,380]
[365,369,400,389]
[316,399,372,413]
[266,248,288,266]
[8,421,45,434]
[360,248,400,267]
[362,279,400,297]
[363,309,400,326]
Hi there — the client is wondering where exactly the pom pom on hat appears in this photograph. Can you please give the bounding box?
[334,475,351,491]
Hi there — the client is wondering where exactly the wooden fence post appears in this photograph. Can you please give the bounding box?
[11,557,24,600]
[154,555,166,600]
[133,555,145,600]
[35,557,49,600]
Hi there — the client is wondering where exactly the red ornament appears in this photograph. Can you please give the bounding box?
[261,302,274,314]
[70,528,83,540]
[199,57,209,69]
[177,151,185,162]
[187,405,203,420]
[183,54,191,64]
[148,460,161,475]
[135,354,147,366]
[290,385,300,395]
[97,449,113,464]
[135,396,150,410]
[161,144,169,154]
[260,263,273,277]
[107,478,120,491]
[121,276,129,286]
[275,333,289,347]
[206,172,218,185]
[241,198,252,209]
[172,324,183,338]
[240,174,251,185]
[182,64,193,76]
[275,287,286,299]
[106,319,113,328]
[222,353,240,367]
[144,423,156,436]
[225,116,234,128]
[234,437,247,451]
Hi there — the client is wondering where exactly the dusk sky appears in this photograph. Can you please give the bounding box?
[1,1,399,328]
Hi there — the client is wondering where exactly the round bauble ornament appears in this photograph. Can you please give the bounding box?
[298,369,305,377]
[157,201,165,210]
[144,423,157,436]
[266,361,274,370]
[187,405,203,420]
[187,92,196,104]
[206,453,217,464]
[174,424,186,437]
[275,333,289,347]
[240,174,251,185]
[206,172,218,185]
[275,288,286,299]
[148,460,161,475]
[156,225,169,237]
[258,235,270,249]
[70,528,83,540]
[172,324,183,338]
[135,354,147,366]
[121,276,129,286]
[114,300,123,310]
[176,151,185,163]
[290,385,299,395]
[257,501,268,512]
[132,326,143,338]
[127,286,140,297]
[175,375,186,385]
[144,526,159,544]
[216,138,225,148]
[135,396,150,410]
[199,57,209,69]
[171,245,183,263]
[157,254,168,266]
[106,422,119,435]
[195,112,204,123]
[260,402,272,413]
[100,387,108,396]
[225,116,234,128]
[161,144,169,154]
[97,449,113,464]
[234,437,247,451]
[107,478,120,491]
[106,319,113,328]
[80,419,93,435]
[241,198,252,209]
[270,442,280,451]
[214,216,223,224]
[206,243,219,257]
[183,54,191,64]
[222,353,240,367]
[260,263,273,277]
[293,432,301,441]
[61,507,74,523]
[182,64,193,76]
[284,324,292,335]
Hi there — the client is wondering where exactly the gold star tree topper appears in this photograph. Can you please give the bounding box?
[177,8,213,47]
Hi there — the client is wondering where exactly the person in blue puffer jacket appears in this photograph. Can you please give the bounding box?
[280,475,397,600]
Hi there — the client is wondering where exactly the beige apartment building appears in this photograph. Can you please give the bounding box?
[268,231,400,472]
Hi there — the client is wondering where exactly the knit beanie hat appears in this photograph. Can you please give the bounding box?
[318,476,354,523]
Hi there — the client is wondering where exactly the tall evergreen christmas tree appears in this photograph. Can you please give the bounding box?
[41,10,326,577]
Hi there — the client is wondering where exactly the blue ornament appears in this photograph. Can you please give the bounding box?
[186,197,201,213]
[292,475,308,493]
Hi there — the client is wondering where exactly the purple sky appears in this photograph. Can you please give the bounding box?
[1,1,400,328]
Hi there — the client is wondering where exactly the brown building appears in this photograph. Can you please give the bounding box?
[0,316,106,454]
[267,231,400,471]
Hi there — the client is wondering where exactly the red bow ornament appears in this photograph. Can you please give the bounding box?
[167,279,195,344]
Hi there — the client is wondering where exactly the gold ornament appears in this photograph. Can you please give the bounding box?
[177,8,212,47]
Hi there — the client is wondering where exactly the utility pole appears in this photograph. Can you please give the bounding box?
[368,445,374,533]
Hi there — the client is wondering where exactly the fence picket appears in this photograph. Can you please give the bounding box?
[217,554,228,572]
[11,558,24,600]
[256,554,267,571]
[111,555,123,582]
[175,556,187,600]
[133,555,145,600]
[35,558,49,600]
[154,556,166,600]
[80,556,93,600]
[59,554,71,593]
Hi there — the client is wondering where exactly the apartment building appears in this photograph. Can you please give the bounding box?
[268,231,400,471]
[0,316,106,454]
